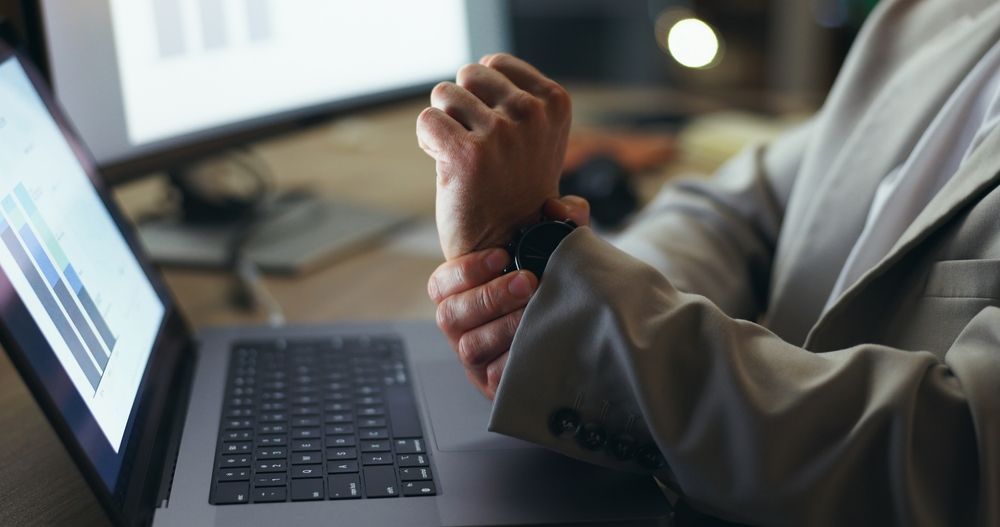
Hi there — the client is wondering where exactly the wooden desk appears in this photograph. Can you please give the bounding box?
[0,84,784,525]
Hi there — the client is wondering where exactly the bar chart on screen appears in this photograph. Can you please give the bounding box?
[0,184,119,391]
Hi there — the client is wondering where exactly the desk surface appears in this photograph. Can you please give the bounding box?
[0,85,791,525]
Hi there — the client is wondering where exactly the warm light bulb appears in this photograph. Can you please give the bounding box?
[666,18,720,69]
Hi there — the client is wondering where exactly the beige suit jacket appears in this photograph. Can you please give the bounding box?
[489,0,1000,525]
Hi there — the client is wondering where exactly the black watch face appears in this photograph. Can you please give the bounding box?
[514,222,575,278]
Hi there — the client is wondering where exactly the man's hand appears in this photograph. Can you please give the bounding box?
[416,53,573,260]
[428,197,590,399]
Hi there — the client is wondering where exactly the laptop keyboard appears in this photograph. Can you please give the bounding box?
[210,335,437,504]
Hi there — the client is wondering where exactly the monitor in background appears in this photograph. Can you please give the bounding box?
[35,0,508,179]
[31,0,508,275]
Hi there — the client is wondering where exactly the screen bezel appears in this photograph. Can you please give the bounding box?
[0,43,196,526]
[29,0,510,184]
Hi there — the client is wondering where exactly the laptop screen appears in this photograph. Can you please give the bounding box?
[0,54,167,488]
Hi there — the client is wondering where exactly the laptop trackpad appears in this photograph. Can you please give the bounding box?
[417,359,534,452]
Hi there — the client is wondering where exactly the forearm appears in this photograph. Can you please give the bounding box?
[491,228,995,526]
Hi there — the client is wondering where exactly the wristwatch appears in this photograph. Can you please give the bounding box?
[504,219,577,278]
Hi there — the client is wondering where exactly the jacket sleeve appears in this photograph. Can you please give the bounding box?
[612,120,813,320]
[489,228,997,526]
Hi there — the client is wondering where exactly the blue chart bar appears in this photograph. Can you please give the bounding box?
[14,184,117,352]
[0,220,102,390]
[64,266,117,350]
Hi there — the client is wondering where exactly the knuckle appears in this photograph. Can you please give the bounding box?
[483,52,512,69]
[543,81,571,111]
[435,301,455,333]
[507,90,542,119]
[457,333,483,367]
[456,63,484,87]
[456,256,479,287]
[431,81,454,101]
[427,274,440,303]
[477,284,500,315]
[481,113,509,136]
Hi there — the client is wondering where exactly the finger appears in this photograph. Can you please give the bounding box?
[543,195,591,227]
[431,81,494,131]
[480,53,553,97]
[436,271,536,338]
[456,63,522,108]
[456,309,523,368]
[485,351,509,400]
[416,106,467,157]
[428,248,510,303]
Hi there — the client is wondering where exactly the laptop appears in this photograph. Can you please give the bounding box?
[0,44,671,526]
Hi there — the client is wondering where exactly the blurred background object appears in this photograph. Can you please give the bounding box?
[0,0,876,305]
[509,0,877,99]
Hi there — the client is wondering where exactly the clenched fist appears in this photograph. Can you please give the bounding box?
[416,53,572,260]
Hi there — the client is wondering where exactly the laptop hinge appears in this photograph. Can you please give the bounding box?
[154,343,198,509]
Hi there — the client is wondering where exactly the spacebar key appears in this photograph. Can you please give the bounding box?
[386,385,422,438]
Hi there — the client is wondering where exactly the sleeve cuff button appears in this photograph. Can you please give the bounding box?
[548,408,582,438]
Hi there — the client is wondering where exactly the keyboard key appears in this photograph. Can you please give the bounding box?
[291,452,321,465]
[328,474,362,499]
[363,466,398,498]
[328,461,359,474]
[327,435,356,447]
[221,442,252,454]
[386,385,423,438]
[358,417,387,428]
[325,424,354,435]
[291,439,322,452]
[327,447,358,460]
[290,478,324,501]
[401,481,437,497]
[292,417,320,427]
[399,467,432,481]
[255,474,287,487]
[215,482,250,504]
[253,486,287,503]
[256,435,287,447]
[357,406,386,417]
[258,424,287,434]
[397,454,428,467]
[256,448,286,460]
[359,440,390,453]
[292,405,320,416]
[361,453,393,465]
[393,438,425,454]
[222,430,252,441]
[326,413,352,423]
[256,461,286,473]
[325,402,352,412]
[359,428,388,440]
[292,464,323,478]
[224,419,253,430]
[292,428,321,439]
[218,468,250,482]
[219,455,252,468]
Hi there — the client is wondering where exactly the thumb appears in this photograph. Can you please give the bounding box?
[543,195,590,227]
